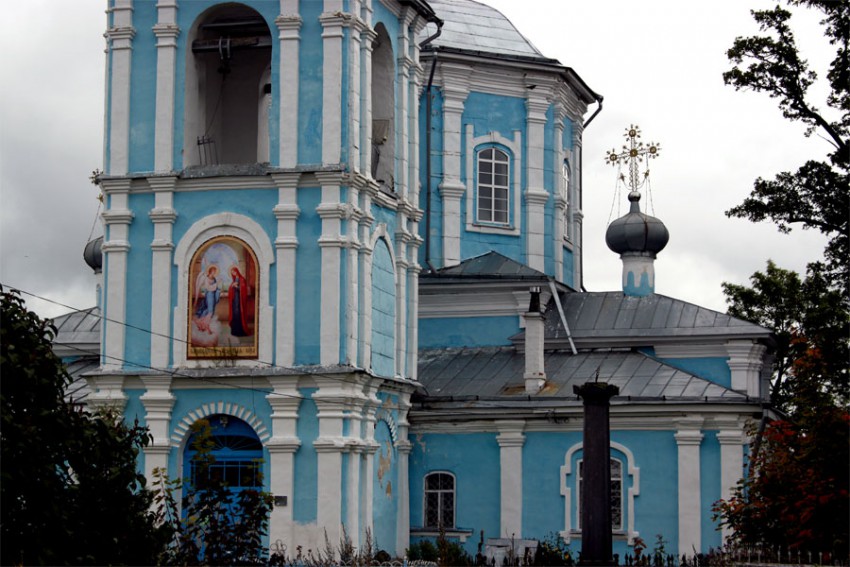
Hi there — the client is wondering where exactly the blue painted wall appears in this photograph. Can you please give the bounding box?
[656,357,732,388]
[125,193,155,369]
[419,315,518,348]
[409,432,500,553]
[371,238,396,377]
[127,1,156,173]
[373,420,398,553]
[294,390,319,524]
[295,188,322,365]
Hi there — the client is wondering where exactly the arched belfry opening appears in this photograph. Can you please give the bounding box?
[371,24,395,193]
[184,4,272,167]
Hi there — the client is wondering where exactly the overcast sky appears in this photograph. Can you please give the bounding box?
[0,0,833,320]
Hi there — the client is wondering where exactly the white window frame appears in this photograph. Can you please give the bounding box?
[477,147,510,225]
[423,471,456,529]
[560,441,640,545]
[465,126,522,236]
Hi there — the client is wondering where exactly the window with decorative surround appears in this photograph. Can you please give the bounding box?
[465,127,522,236]
[423,472,455,528]
[577,458,623,531]
[477,148,510,224]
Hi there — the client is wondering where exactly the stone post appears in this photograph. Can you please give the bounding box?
[574,382,619,566]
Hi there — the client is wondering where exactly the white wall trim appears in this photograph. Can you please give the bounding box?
[171,401,271,445]
[559,441,640,545]
[172,213,274,367]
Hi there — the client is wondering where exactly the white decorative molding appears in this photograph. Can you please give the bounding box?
[675,419,704,556]
[559,441,640,545]
[271,173,300,366]
[106,0,135,175]
[726,340,767,396]
[171,401,270,445]
[172,213,275,367]
[276,13,302,167]
[464,125,523,237]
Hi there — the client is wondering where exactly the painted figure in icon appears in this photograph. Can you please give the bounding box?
[194,265,221,334]
[228,266,250,337]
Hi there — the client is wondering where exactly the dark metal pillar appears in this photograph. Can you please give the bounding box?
[574,382,619,566]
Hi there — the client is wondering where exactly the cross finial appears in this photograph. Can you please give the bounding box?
[606,125,660,197]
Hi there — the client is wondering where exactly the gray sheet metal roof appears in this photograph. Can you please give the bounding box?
[51,306,101,358]
[422,251,550,281]
[417,346,749,403]
[543,292,771,343]
[423,0,549,61]
[64,357,97,405]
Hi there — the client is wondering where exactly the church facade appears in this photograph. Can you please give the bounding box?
[74,0,773,559]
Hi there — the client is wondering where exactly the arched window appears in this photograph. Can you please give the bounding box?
[370,237,396,377]
[183,414,264,494]
[423,472,455,528]
[184,4,272,166]
[576,458,623,531]
[371,24,395,193]
[477,147,510,224]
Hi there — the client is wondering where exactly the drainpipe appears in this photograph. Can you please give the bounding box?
[419,18,442,273]
[579,94,603,291]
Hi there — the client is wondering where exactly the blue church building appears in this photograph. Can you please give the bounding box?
[54,0,774,559]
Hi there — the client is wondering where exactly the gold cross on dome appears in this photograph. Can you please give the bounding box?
[606,125,660,194]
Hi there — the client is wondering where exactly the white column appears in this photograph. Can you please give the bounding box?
[571,129,584,290]
[266,378,302,548]
[394,230,410,377]
[313,379,348,544]
[717,424,746,544]
[101,179,134,371]
[272,173,301,366]
[497,421,526,539]
[319,4,346,165]
[395,393,413,555]
[148,177,177,369]
[348,4,363,173]
[277,2,301,168]
[153,0,178,172]
[525,93,549,272]
[315,172,347,366]
[140,376,175,479]
[106,0,134,175]
[726,341,767,397]
[675,420,704,556]
[345,178,363,366]
[438,64,471,267]
[358,183,377,367]
[552,103,565,280]
[360,382,380,542]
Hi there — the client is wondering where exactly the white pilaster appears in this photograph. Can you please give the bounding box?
[553,103,566,280]
[316,172,347,366]
[360,25,377,175]
[717,424,746,544]
[345,177,363,366]
[148,177,177,369]
[348,8,364,173]
[359,182,377,367]
[140,375,175,479]
[101,179,134,370]
[153,1,179,172]
[497,421,526,538]
[394,230,410,377]
[726,341,767,397]
[319,5,347,165]
[276,5,301,168]
[272,173,301,366]
[85,375,128,412]
[266,377,302,548]
[571,128,584,289]
[675,420,704,556]
[396,10,414,199]
[438,64,471,267]
[406,233,421,381]
[525,94,549,272]
[313,378,348,544]
[106,0,135,175]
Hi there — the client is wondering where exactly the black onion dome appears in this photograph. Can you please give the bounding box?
[83,236,103,273]
[605,192,669,255]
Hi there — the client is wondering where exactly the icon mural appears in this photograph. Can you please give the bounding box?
[188,236,258,359]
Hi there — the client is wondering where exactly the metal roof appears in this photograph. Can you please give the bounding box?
[422,0,549,61]
[542,292,772,344]
[51,306,101,358]
[422,251,550,281]
[417,346,749,403]
[64,357,97,405]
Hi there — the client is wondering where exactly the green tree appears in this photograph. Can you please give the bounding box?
[0,288,169,565]
[722,261,849,411]
[723,0,849,297]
